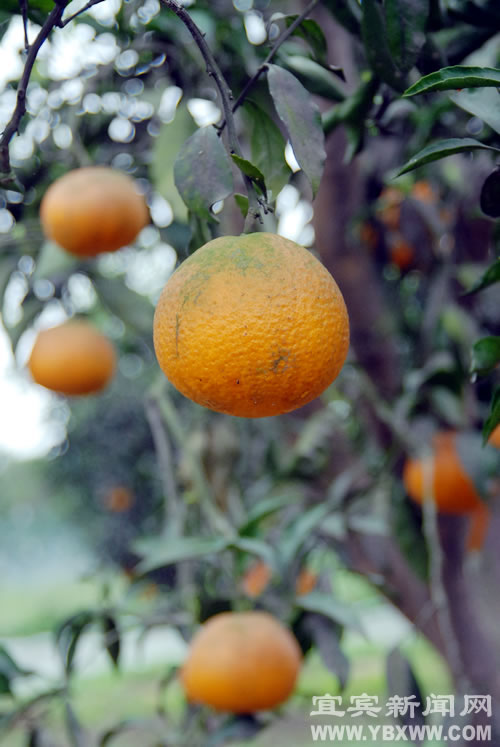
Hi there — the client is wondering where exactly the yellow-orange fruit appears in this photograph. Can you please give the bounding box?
[241,561,272,598]
[153,233,349,418]
[403,431,483,514]
[40,167,149,257]
[295,568,318,596]
[180,611,302,713]
[28,320,116,395]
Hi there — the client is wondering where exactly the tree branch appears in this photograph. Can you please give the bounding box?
[61,0,107,27]
[0,2,66,174]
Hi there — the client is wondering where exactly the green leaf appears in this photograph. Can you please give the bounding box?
[92,275,154,336]
[151,103,197,221]
[385,0,429,73]
[56,612,96,676]
[386,649,426,729]
[463,258,500,295]
[229,537,276,568]
[0,646,32,681]
[239,485,303,536]
[301,613,350,689]
[361,0,406,92]
[267,64,326,197]
[134,536,229,574]
[322,0,361,35]
[297,592,364,634]
[396,138,500,176]
[245,101,291,198]
[174,126,233,219]
[471,336,500,376]
[480,168,500,217]
[483,387,500,444]
[230,154,266,197]
[0,674,11,695]
[234,194,249,218]
[450,88,500,136]
[280,503,330,565]
[280,56,346,102]
[102,615,120,669]
[456,431,499,500]
[284,16,328,65]
[404,66,500,97]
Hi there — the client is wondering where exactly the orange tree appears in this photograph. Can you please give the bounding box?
[0,0,499,745]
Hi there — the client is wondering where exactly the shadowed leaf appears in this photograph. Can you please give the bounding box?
[397,138,500,176]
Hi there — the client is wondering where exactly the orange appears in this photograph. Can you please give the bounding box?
[180,611,302,713]
[241,560,272,597]
[40,167,149,257]
[489,424,500,448]
[389,238,415,271]
[411,180,437,204]
[103,485,134,513]
[465,503,490,552]
[153,233,349,418]
[295,568,318,596]
[403,431,483,514]
[28,320,116,395]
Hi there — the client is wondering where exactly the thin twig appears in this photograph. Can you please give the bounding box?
[0,2,66,174]
[61,0,108,28]
[220,0,321,130]
[159,0,262,228]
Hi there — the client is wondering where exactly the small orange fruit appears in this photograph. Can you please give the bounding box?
[411,180,437,204]
[28,320,116,395]
[295,568,318,596]
[389,238,415,271]
[465,503,490,552]
[40,167,149,257]
[241,560,272,598]
[489,424,500,449]
[403,431,483,514]
[104,485,134,513]
[180,611,302,713]
[153,233,349,418]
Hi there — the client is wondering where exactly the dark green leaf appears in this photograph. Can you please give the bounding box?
[56,612,96,676]
[301,613,350,689]
[280,503,330,565]
[0,673,11,696]
[284,16,328,65]
[204,716,263,747]
[234,194,249,218]
[471,336,500,376]
[174,126,233,219]
[480,168,500,217]
[483,387,500,444]
[322,0,361,35]
[267,64,326,197]
[0,645,32,680]
[229,536,276,567]
[450,88,500,136]
[245,101,291,198]
[133,536,229,574]
[92,275,154,336]
[385,0,429,73]
[404,66,500,97]
[239,485,303,536]
[297,591,363,633]
[397,138,500,176]
[386,649,426,730]
[102,615,120,669]
[361,0,406,92]
[280,56,346,102]
[463,258,500,295]
[230,154,266,197]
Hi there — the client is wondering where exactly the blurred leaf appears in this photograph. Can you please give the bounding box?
[239,485,303,536]
[234,193,249,217]
[480,167,500,217]
[347,513,390,536]
[102,615,120,669]
[65,701,88,747]
[0,645,32,681]
[284,16,328,65]
[33,240,75,280]
[463,258,500,295]
[471,336,500,376]
[483,387,500,443]
[322,0,361,35]
[280,503,330,565]
[174,126,233,219]
[429,388,466,428]
[134,536,228,574]
[56,612,96,676]
[397,137,500,176]
[204,716,263,747]
[404,65,500,96]
[386,649,426,735]
[245,101,291,198]
[267,64,326,197]
[456,431,500,501]
[6,295,43,352]
[230,154,266,197]
[0,674,11,696]
[297,592,364,634]
[151,103,196,221]
[361,0,406,91]
[302,613,350,689]
[450,88,500,135]
[92,275,154,336]
[385,0,429,73]
[0,256,17,308]
[280,56,346,102]
[229,536,276,567]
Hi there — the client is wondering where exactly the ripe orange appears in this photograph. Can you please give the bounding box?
[403,431,483,514]
[153,233,349,418]
[389,238,415,271]
[28,320,116,395]
[180,611,302,713]
[295,568,318,596]
[241,560,272,598]
[103,485,134,513]
[40,167,149,257]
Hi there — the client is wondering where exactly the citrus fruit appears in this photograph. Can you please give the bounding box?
[153,232,349,418]
[403,431,483,514]
[40,166,149,257]
[180,611,302,713]
[489,424,500,449]
[28,320,116,395]
[241,560,272,598]
[295,568,318,596]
